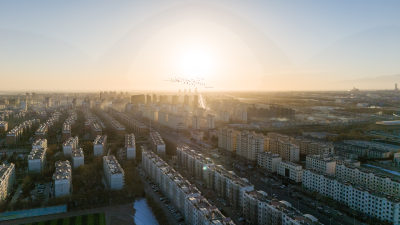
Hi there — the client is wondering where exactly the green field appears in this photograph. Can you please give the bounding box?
[22,213,106,225]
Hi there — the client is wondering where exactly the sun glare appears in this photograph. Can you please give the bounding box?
[177,47,215,79]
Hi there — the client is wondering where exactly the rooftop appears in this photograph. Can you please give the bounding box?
[103,155,124,174]
[72,148,84,157]
[28,147,46,160]
[53,160,71,181]
[150,131,165,146]
[94,135,107,145]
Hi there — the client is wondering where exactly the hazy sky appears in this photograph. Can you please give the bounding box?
[1,0,400,91]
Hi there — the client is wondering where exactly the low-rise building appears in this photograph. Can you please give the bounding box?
[103,155,124,190]
[53,160,72,197]
[277,161,303,183]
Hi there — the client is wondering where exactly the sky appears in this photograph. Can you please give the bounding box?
[1,0,400,91]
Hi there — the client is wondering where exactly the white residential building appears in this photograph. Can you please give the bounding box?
[303,169,400,225]
[62,136,79,157]
[93,135,107,156]
[103,155,124,190]
[149,131,166,156]
[266,133,300,162]
[125,133,136,159]
[292,137,334,155]
[142,149,235,225]
[28,147,46,173]
[257,152,282,172]
[53,160,72,197]
[236,130,265,161]
[72,148,84,168]
[305,154,336,175]
[0,163,15,202]
[207,114,215,129]
[277,161,303,183]
[336,164,400,196]
[242,190,322,225]
[176,145,254,209]
[218,128,238,153]
[32,138,47,150]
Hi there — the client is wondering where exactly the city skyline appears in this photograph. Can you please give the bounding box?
[1,0,400,91]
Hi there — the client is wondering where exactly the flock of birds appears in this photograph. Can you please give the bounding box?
[165,75,213,88]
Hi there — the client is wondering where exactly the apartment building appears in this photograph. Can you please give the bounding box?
[32,138,47,150]
[277,141,300,162]
[236,130,265,161]
[292,137,334,155]
[62,122,71,140]
[257,152,282,172]
[192,115,200,129]
[149,131,166,156]
[277,161,303,183]
[62,136,79,157]
[0,164,15,202]
[62,111,77,140]
[218,127,239,153]
[305,154,336,175]
[142,150,235,225]
[335,140,399,159]
[72,148,84,168]
[53,160,72,197]
[28,147,47,173]
[336,164,400,196]
[243,190,321,225]
[6,119,38,145]
[176,146,213,181]
[110,110,149,135]
[103,155,124,190]
[207,114,215,129]
[266,133,300,162]
[266,133,290,153]
[35,124,48,137]
[125,133,136,159]
[93,135,107,156]
[303,169,400,225]
[176,145,254,209]
[0,121,8,132]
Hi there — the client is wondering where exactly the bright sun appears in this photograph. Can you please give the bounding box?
[177,47,215,79]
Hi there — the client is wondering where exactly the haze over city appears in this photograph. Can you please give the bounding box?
[1,0,400,91]
[1,1,400,225]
